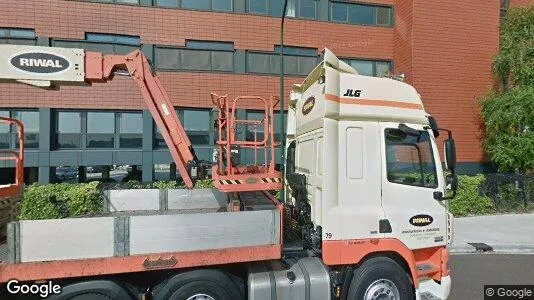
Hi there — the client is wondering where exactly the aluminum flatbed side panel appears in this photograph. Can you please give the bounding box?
[129,209,280,255]
[6,191,281,264]
[18,217,115,263]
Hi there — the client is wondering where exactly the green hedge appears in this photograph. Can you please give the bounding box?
[19,180,215,220]
[19,182,104,220]
[449,175,495,217]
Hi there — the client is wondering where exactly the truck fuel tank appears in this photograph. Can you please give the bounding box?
[247,257,331,300]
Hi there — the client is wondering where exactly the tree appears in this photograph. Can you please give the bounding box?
[480,5,534,173]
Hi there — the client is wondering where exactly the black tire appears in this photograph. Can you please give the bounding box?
[47,280,134,300]
[347,257,414,300]
[152,269,244,300]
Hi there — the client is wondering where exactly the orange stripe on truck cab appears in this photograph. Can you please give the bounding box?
[322,238,449,289]
[324,93,424,110]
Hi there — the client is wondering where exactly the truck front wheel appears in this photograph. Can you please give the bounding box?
[347,257,414,300]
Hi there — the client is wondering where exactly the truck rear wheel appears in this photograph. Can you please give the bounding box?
[347,257,414,300]
[151,269,244,300]
[47,280,134,300]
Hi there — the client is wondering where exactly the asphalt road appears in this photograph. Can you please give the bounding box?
[451,254,534,299]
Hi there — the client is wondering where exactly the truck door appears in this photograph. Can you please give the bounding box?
[379,122,447,250]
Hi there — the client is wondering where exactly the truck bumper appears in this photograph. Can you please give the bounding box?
[415,275,451,300]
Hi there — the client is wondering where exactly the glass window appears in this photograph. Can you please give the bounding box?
[181,49,211,71]
[155,0,179,7]
[182,0,210,10]
[116,0,139,4]
[300,0,317,19]
[181,110,210,145]
[11,111,39,149]
[270,0,284,16]
[87,112,114,148]
[298,56,317,75]
[120,113,142,133]
[275,45,317,57]
[8,29,36,39]
[87,112,114,133]
[247,53,271,74]
[213,0,232,11]
[249,0,268,14]
[154,127,168,149]
[246,111,266,142]
[351,60,374,76]
[186,40,234,51]
[114,44,138,55]
[86,33,140,45]
[331,2,348,22]
[270,55,281,74]
[283,55,298,75]
[0,111,9,133]
[211,51,233,71]
[385,128,437,188]
[183,110,210,131]
[86,33,115,43]
[376,61,391,77]
[57,112,81,149]
[350,4,375,25]
[155,47,181,70]
[0,111,10,149]
[285,0,297,17]
[376,6,392,26]
[120,112,142,149]
[58,112,81,133]
[82,42,115,54]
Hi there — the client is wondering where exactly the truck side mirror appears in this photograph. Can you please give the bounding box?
[433,173,458,201]
[443,138,456,172]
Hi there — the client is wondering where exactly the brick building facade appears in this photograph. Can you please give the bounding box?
[0,0,531,183]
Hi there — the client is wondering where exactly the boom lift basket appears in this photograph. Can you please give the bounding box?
[0,117,24,240]
[211,93,282,192]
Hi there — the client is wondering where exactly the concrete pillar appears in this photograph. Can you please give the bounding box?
[39,167,54,184]
[27,167,38,184]
[78,166,86,183]
[170,163,177,180]
[37,108,52,184]
[142,110,154,183]
[102,166,111,179]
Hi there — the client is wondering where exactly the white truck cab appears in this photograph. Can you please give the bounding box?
[285,49,457,299]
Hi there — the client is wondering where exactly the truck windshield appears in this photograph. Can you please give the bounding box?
[385,128,438,188]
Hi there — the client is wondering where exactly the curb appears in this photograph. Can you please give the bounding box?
[450,243,534,254]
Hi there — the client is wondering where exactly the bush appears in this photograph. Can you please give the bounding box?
[449,175,495,217]
[19,182,103,220]
[194,179,214,189]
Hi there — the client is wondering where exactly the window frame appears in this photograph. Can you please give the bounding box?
[54,110,143,150]
[341,58,392,77]
[329,1,393,27]
[384,128,438,189]
[0,110,40,150]
[246,46,319,76]
[0,28,37,45]
[154,41,235,73]
[153,0,233,11]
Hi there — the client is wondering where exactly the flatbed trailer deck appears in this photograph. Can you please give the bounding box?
[0,189,283,283]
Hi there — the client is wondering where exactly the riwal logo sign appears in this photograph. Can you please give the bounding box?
[9,51,70,75]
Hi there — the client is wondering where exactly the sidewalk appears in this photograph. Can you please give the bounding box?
[450,213,534,254]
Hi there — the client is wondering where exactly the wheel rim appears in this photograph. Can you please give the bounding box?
[186,294,216,300]
[363,279,400,300]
